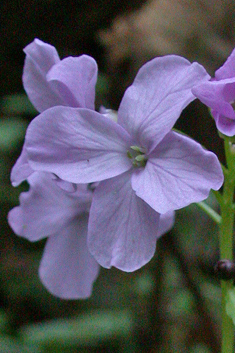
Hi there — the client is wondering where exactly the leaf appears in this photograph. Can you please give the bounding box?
[1,94,37,116]
[20,310,132,349]
[0,334,41,353]
[0,118,28,150]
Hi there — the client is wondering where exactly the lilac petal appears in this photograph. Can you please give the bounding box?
[88,171,160,272]
[118,56,210,151]
[39,214,100,299]
[8,172,92,241]
[10,145,34,186]
[23,38,61,112]
[215,48,235,79]
[158,211,175,236]
[51,175,78,193]
[26,107,132,183]
[192,79,235,119]
[131,131,223,214]
[47,55,97,110]
[212,110,235,136]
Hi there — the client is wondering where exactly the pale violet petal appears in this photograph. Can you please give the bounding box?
[88,171,160,272]
[39,215,99,299]
[131,131,223,214]
[158,211,175,236]
[215,48,235,79]
[118,55,210,151]
[26,107,132,183]
[192,79,235,120]
[10,145,33,186]
[8,172,92,241]
[51,175,78,192]
[23,38,61,112]
[213,110,235,136]
[47,55,97,110]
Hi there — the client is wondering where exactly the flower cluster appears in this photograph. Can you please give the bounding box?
[192,48,235,136]
[8,39,224,299]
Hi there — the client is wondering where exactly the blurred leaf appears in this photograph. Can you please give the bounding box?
[190,343,211,353]
[96,74,109,97]
[168,290,194,317]
[21,310,132,350]
[0,334,41,353]
[0,118,28,150]
[133,272,154,296]
[1,94,37,116]
[0,310,8,334]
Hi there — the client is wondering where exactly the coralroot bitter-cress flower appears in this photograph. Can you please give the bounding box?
[22,52,223,273]
[8,39,175,298]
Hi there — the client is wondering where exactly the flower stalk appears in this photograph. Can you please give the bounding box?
[219,136,235,353]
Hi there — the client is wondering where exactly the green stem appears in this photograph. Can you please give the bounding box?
[196,201,221,224]
[219,137,235,353]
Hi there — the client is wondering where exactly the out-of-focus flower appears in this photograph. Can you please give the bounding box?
[192,48,235,136]
[24,55,223,272]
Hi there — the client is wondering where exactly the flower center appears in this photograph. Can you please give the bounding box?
[127,145,147,168]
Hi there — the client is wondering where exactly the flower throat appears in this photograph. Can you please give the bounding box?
[127,145,147,168]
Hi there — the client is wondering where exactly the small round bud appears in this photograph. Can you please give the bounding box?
[214,259,235,280]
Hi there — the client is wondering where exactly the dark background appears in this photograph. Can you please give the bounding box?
[0,1,235,351]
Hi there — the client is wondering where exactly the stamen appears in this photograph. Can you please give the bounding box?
[135,155,146,162]
[127,145,147,168]
[130,145,146,153]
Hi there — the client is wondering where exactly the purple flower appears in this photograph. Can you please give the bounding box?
[9,40,175,298]
[23,55,223,272]
[11,38,98,186]
[192,48,235,136]
[8,172,174,298]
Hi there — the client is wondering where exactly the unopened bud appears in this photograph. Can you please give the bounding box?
[214,259,235,280]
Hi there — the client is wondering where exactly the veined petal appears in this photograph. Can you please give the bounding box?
[118,55,210,151]
[131,131,223,214]
[215,48,235,79]
[26,107,132,183]
[10,145,33,186]
[192,79,235,120]
[213,110,235,136]
[88,171,160,272]
[47,55,97,110]
[8,172,92,241]
[39,215,99,299]
[23,38,61,112]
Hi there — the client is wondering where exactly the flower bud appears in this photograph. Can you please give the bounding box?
[214,259,235,280]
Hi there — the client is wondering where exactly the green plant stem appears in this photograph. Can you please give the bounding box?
[219,137,235,353]
[196,201,221,224]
